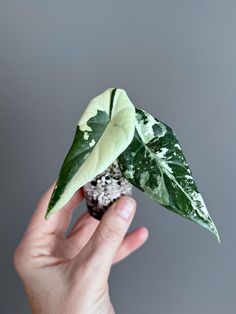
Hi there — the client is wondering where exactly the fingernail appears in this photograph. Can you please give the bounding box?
[115,197,136,220]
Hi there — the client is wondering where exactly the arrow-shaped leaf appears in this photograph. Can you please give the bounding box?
[118,108,220,241]
[46,88,136,218]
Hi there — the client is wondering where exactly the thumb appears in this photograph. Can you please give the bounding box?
[78,196,136,277]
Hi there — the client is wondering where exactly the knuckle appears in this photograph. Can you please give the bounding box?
[13,245,24,274]
[13,241,30,277]
[97,223,122,247]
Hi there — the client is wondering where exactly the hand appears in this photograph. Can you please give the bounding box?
[14,182,149,314]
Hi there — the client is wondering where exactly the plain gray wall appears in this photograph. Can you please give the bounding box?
[1,1,235,313]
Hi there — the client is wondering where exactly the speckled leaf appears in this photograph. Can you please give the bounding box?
[46,88,135,218]
[118,108,219,241]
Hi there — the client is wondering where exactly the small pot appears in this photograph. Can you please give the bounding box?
[83,159,132,220]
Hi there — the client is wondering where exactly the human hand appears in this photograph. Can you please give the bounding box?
[14,182,149,314]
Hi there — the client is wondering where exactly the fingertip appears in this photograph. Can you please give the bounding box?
[137,226,149,241]
[114,196,136,221]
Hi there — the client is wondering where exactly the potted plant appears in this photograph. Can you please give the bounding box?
[45,88,220,242]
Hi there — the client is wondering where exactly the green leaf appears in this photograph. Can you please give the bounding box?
[46,88,136,218]
[118,108,220,241]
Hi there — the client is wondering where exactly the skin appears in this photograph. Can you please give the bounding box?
[14,181,149,314]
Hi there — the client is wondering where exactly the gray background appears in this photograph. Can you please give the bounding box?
[0,1,235,313]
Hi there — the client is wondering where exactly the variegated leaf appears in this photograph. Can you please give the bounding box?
[46,88,136,218]
[118,108,220,241]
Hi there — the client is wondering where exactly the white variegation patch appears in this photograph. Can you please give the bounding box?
[139,174,170,207]
[135,110,167,144]
[46,88,136,218]
[83,131,89,140]
[89,139,96,147]
[124,165,135,179]
[140,171,150,188]
[174,143,181,149]
[158,147,169,158]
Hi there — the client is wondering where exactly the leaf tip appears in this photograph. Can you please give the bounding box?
[209,221,221,244]
[44,207,53,220]
[44,212,50,220]
[214,228,221,244]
